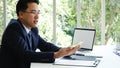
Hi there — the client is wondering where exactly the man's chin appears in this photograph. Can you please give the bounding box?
[31,25,37,28]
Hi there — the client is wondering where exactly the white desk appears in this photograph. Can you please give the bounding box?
[31,45,120,68]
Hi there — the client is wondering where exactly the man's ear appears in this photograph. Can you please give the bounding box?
[18,11,24,19]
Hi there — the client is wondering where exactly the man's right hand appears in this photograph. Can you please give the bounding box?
[54,45,80,58]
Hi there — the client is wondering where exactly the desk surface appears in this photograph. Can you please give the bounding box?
[31,45,120,68]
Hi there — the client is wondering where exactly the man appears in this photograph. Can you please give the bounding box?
[0,0,80,68]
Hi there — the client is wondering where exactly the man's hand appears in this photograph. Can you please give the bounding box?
[71,41,83,47]
[54,45,80,58]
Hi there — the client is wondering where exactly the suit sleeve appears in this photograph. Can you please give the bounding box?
[37,35,61,52]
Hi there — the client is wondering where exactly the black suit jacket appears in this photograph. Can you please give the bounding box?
[0,19,60,68]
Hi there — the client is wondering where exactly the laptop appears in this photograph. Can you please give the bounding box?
[72,28,96,52]
[63,28,97,60]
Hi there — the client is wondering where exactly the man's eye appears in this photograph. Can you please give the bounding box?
[31,11,36,14]
[31,11,40,14]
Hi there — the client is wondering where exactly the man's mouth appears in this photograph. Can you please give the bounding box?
[34,20,38,24]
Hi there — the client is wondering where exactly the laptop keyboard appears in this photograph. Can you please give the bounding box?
[64,55,96,61]
[71,55,96,61]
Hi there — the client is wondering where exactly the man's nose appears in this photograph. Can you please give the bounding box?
[35,14,39,19]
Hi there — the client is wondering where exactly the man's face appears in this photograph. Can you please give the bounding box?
[19,3,40,29]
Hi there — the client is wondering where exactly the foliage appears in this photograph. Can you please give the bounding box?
[105,0,120,43]
[80,0,101,44]
[112,15,120,42]
[59,0,77,37]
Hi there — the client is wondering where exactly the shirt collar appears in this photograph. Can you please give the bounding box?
[22,24,31,34]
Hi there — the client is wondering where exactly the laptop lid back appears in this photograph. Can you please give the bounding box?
[72,28,96,51]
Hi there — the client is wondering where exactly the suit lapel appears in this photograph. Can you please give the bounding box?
[17,19,33,50]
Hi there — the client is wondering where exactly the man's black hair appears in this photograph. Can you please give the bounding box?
[16,0,39,16]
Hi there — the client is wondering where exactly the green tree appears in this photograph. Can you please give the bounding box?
[57,0,101,45]
[105,0,120,44]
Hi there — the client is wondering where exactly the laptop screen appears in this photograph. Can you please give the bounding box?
[72,28,96,51]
